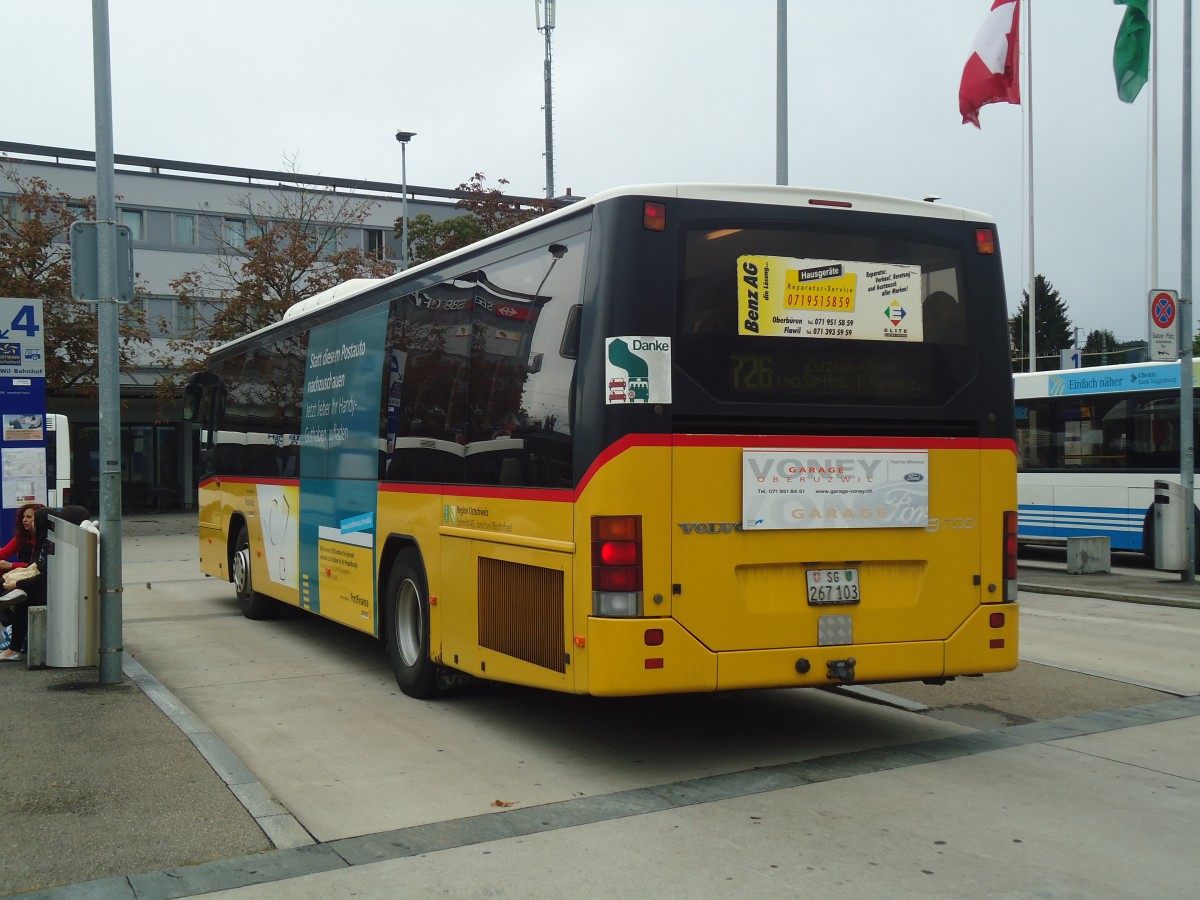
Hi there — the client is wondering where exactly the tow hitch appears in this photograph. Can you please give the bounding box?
[826,657,857,684]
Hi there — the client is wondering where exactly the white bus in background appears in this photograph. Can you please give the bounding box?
[46,413,71,507]
[1014,360,1200,557]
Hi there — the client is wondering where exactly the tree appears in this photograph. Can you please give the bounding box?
[400,173,556,266]
[1009,275,1073,371]
[0,166,149,394]
[1082,328,1122,366]
[162,175,397,388]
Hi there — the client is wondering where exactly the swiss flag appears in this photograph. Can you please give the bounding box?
[959,0,1021,128]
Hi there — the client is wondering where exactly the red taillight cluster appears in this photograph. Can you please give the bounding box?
[643,202,666,232]
[592,515,643,593]
[976,227,996,255]
[1003,510,1019,602]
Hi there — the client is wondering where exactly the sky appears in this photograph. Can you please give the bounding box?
[4,1,1194,346]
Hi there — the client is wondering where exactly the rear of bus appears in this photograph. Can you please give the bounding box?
[572,186,1018,695]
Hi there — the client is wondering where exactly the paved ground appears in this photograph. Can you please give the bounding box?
[2,513,1198,898]
[1,514,269,897]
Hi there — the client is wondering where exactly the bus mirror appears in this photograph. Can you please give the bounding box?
[182,383,202,422]
[182,372,217,423]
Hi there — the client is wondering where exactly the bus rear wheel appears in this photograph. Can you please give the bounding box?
[385,550,437,698]
[233,523,276,620]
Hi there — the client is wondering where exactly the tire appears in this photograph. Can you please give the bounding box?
[233,523,276,620]
[384,549,437,698]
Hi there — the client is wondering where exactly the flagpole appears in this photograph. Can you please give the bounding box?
[1026,0,1037,372]
[776,0,788,186]
[1151,0,1159,295]
[1180,0,1195,582]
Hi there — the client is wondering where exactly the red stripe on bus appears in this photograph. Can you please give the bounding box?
[203,434,1016,500]
[670,434,1017,451]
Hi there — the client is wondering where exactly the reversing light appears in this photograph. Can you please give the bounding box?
[643,201,666,231]
[976,228,996,255]
[592,515,644,616]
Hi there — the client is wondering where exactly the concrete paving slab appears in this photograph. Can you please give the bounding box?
[1019,592,1200,695]
[1052,714,1200,781]
[123,572,978,845]
[201,734,1200,899]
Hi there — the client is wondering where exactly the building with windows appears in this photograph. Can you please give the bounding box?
[0,141,545,513]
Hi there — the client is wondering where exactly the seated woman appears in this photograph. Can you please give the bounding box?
[0,505,90,663]
[0,502,44,574]
[0,503,43,652]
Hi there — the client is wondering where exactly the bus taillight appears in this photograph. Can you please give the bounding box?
[976,227,996,254]
[643,202,666,232]
[1003,510,1019,601]
[592,515,644,616]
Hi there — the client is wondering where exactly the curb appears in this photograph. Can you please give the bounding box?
[1018,580,1200,611]
[121,653,314,851]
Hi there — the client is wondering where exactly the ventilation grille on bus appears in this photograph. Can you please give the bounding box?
[478,558,565,673]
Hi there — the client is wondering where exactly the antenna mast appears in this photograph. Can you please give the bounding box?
[535,0,556,200]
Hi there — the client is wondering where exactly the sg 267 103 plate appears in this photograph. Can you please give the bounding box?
[805,568,861,605]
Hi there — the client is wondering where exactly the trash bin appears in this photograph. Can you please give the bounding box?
[1153,480,1188,572]
[45,514,99,667]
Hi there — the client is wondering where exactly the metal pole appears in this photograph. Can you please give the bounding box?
[776,0,788,186]
[540,0,556,200]
[1180,0,1195,582]
[1026,0,1037,372]
[395,130,415,269]
[401,141,409,269]
[92,0,124,684]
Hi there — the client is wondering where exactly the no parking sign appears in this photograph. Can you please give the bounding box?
[1149,289,1179,360]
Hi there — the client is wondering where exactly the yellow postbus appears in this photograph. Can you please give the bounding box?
[184,184,1018,698]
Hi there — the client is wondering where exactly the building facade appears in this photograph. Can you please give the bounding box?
[0,141,543,514]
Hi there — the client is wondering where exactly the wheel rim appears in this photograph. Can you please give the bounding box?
[395,577,424,667]
[233,546,251,596]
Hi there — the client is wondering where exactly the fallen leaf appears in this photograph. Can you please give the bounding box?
[490,799,516,808]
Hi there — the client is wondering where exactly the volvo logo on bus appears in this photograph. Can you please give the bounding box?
[678,522,743,534]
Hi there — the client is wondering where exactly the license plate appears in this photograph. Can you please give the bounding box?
[806,567,861,605]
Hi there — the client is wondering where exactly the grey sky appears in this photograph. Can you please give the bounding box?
[5,1,1189,345]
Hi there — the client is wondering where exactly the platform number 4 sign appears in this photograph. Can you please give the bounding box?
[0,298,46,378]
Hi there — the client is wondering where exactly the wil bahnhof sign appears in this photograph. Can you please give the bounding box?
[0,298,47,545]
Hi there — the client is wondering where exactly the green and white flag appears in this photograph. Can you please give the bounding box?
[1114,0,1151,103]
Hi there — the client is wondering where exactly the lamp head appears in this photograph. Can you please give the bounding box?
[395,130,417,144]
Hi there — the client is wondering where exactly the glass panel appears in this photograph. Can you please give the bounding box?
[174,214,196,245]
[462,234,586,487]
[119,209,143,241]
[224,218,246,249]
[678,225,975,407]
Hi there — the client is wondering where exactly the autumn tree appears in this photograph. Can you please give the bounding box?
[0,165,149,394]
[1009,275,1073,372]
[400,173,556,266]
[162,178,397,389]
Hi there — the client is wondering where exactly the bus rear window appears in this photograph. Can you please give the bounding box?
[678,224,976,407]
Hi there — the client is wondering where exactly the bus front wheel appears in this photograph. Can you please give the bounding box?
[385,550,437,698]
[233,523,276,620]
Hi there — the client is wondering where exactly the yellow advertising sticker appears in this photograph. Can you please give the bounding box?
[737,255,922,342]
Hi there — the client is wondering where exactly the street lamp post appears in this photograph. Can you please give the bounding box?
[395,130,416,268]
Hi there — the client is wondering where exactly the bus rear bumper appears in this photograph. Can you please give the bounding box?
[584,604,1019,696]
